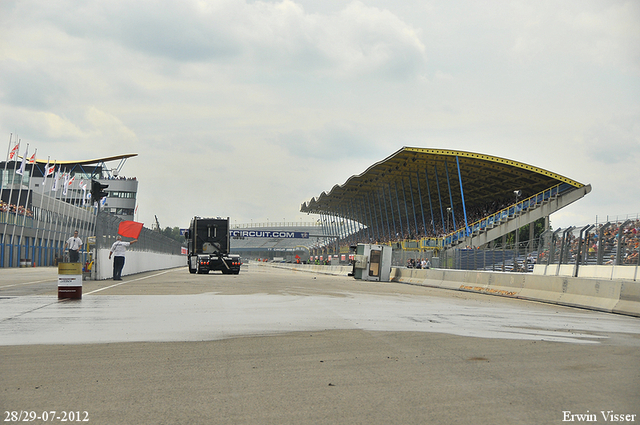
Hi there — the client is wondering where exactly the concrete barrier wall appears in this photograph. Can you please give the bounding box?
[391,268,639,317]
[266,263,640,317]
[95,249,186,280]
[533,263,639,281]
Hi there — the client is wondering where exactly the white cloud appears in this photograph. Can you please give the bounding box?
[13,0,426,79]
[0,0,638,229]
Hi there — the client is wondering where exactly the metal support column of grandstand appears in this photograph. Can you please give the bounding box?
[443,159,456,234]
[455,156,470,237]
[615,220,632,266]
[574,225,594,277]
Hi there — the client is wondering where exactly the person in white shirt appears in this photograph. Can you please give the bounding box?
[108,235,137,280]
[64,230,83,263]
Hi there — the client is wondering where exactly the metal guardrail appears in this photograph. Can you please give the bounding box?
[96,211,183,255]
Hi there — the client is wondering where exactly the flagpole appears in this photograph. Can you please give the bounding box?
[1,134,14,266]
[53,168,68,263]
[33,156,49,267]
[42,161,56,266]
[4,138,19,216]
[46,166,62,264]
[6,139,21,266]
[12,142,29,266]
[17,145,32,265]
[25,148,37,264]
[60,169,75,263]
[71,176,85,264]
[63,171,75,261]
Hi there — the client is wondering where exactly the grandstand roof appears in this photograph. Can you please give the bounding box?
[300,147,586,219]
[32,153,138,165]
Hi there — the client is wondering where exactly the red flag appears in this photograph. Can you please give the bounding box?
[118,221,144,239]
[8,143,19,160]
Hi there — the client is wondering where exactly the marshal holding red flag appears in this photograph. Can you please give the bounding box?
[118,221,144,239]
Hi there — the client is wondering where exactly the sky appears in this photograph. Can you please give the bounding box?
[1,0,639,231]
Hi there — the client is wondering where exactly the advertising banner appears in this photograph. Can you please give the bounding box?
[230,230,309,239]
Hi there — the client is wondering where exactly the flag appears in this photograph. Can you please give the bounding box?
[28,150,37,164]
[118,221,144,239]
[45,163,55,177]
[41,158,51,192]
[16,145,27,175]
[51,168,60,192]
[63,173,69,196]
[79,180,87,204]
[7,142,19,161]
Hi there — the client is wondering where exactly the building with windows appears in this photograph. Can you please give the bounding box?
[1,153,139,267]
[2,154,139,221]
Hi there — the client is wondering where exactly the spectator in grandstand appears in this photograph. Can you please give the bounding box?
[624,250,638,264]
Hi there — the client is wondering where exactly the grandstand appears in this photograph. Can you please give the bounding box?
[300,147,592,263]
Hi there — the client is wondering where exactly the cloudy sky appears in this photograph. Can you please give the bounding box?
[1,0,638,230]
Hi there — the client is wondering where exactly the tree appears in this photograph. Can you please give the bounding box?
[161,226,185,243]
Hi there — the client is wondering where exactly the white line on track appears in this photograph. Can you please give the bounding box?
[0,279,54,289]
[85,269,179,295]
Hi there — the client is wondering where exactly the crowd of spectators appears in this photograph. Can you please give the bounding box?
[406,258,431,269]
[539,219,640,266]
[322,202,640,270]
[0,200,33,218]
[327,197,514,251]
[105,176,137,180]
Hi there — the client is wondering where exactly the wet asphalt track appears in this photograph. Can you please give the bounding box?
[1,264,639,424]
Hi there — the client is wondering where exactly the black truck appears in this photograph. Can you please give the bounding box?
[184,217,242,274]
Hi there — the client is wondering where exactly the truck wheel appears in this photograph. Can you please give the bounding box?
[189,267,196,274]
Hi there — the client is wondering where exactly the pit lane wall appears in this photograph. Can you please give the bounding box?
[94,249,185,280]
[266,263,640,317]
